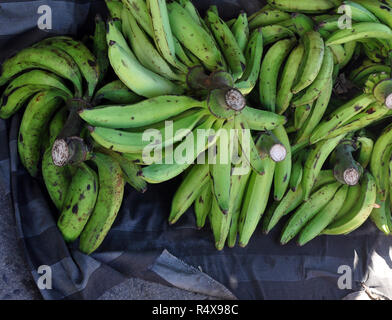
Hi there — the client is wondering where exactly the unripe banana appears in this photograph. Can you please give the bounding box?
[169,164,210,224]
[79,153,125,254]
[18,90,67,177]
[58,163,99,242]
[227,168,251,248]
[310,94,376,144]
[292,46,334,107]
[276,43,305,114]
[0,46,83,96]
[235,28,264,95]
[79,95,205,129]
[302,134,346,200]
[292,31,325,94]
[167,1,225,72]
[370,194,391,235]
[205,8,246,81]
[273,125,292,201]
[42,148,72,211]
[323,171,377,235]
[231,12,249,53]
[106,20,182,98]
[35,36,99,98]
[298,185,348,246]
[267,0,339,13]
[238,158,275,247]
[326,22,392,45]
[147,0,187,73]
[260,38,296,112]
[140,117,218,184]
[194,180,213,229]
[93,80,142,105]
[280,181,341,244]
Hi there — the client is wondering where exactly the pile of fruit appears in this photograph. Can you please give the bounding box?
[1,0,392,253]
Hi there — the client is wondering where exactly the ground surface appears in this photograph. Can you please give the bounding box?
[0,185,208,300]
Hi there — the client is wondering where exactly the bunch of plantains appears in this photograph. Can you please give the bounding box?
[2,0,392,253]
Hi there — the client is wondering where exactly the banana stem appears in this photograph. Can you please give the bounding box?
[57,98,90,140]
[333,141,363,186]
[256,131,287,162]
[52,136,92,167]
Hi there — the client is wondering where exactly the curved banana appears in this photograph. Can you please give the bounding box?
[93,14,109,84]
[93,80,141,105]
[323,171,376,235]
[239,106,287,131]
[310,94,376,144]
[169,163,210,224]
[370,124,392,200]
[352,0,392,29]
[273,125,292,201]
[122,0,154,37]
[79,153,125,254]
[263,169,337,233]
[320,102,388,141]
[121,8,183,81]
[205,8,246,81]
[302,134,346,200]
[231,12,249,53]
[261,25,296,46]
[167,1,225,72]
[210,122,233,214]
[326,22,392,45]
[235,28,264,95]
[58,163,99,242]
[106,20,182,98]
[295,78,333,144]
[227,168,251,248]
[1,84,62,120]
[298,185,348,246]
[97,147,147,193]
[338,1,379,23]
[292,30,325,94]
[370,194,391,235]
[2,69,72,97]
[249,8,290,29]
[267,0,339,13]
[140,117,218,184]
[35,36,99,98]
[18,90,67,177]
[260,38,296,112]
[147,0,187,73]
[289,152,304,191]
[276,43,305,114]
[194,180,213,229]
[0,46,83,96]
[292,13,315,36]
[42,148,72,210]
[89,109,205,154]
[280,181,341,244]
[292,46,334,107]
[357,136,374,168]
[238,158,275,247]
[294,104,312,130]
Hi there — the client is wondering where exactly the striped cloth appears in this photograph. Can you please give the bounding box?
[1,0,392,300]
